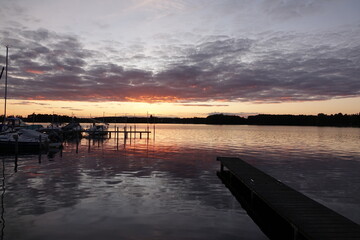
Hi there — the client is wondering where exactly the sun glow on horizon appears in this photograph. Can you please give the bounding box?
[2,96,360,119]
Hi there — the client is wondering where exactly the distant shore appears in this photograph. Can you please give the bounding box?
[2,113,359,128]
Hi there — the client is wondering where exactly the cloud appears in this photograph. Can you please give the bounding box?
[261,0,332,20]
[26,69,45,74]
[178,104,229,107]
[1,26,360,105]
[12,101,50,106]
[59,107,84,111]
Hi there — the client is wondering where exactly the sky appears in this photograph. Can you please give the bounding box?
[0,0,359,118]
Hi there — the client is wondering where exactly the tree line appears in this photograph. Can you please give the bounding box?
[0,113,359,127]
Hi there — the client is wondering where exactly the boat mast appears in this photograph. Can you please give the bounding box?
[0,67,4,80]
[3,46,8,124]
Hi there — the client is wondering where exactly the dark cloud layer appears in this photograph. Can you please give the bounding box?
[1,26,359,104]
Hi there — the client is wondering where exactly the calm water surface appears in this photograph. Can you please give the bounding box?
[1,124,360,240]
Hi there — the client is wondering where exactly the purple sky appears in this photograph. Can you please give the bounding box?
[0,0,359,117]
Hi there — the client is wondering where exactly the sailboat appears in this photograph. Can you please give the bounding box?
[0,128,49,153]
[0,46,61,153]
[86,122,109,136]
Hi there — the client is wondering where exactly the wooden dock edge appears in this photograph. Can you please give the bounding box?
[217,156,360,240]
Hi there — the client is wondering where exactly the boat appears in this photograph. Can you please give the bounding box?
[41,122,64,135]
[0,117,26,132]
[0,117,43,132]
[86,123,109,136]
[0,128,49,153]
[61,122,83,139]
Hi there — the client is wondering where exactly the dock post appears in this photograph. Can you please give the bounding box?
[153,124,155,139]
[14,134,19,155]
[87,137,91,153]
[140,132,142,139]
[14,135,19,164]
[39,135,42,151]
[130,126,132,139]
[116,127,119,149]
[134,125,136,139]
[38,135,43,163]
[38,151,42,164]
[14,153,18,172]
[75,133,79,153]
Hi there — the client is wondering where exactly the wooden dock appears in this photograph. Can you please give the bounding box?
[85,130,151,139]
[59,129,152,140]
[217,157,360,240]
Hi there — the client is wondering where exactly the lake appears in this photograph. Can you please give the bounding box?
[1,124,360,239]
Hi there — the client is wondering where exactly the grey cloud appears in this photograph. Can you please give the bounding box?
[59,107,84,111]
[261,0,331,20]
[1,26,359,104]
[12,101,50,106]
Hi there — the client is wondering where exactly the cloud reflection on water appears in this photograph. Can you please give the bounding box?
[1,133,267,239]
[1,124,360,239]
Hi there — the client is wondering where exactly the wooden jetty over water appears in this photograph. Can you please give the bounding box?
[217,157,360,240]
[81,129,152,139]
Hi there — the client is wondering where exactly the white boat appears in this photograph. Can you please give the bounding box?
[47,122,63,131]
[0,117,43,132]
[0,128,49,153]
[86,123,109,136]
[0,117,27,132]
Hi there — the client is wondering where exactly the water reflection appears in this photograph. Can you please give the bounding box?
[1,137,267,239]
[1,124,359,239]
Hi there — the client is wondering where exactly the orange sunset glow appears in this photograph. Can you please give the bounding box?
[26,69,45,74]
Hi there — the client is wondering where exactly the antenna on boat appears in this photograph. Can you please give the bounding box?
[3,46,8,124]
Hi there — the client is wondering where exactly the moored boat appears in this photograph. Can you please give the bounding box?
[0,128,49,153]
[86,123,109,136]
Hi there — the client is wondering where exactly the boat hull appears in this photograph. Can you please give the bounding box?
[0,141,48,154]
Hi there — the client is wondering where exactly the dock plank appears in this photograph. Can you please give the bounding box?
[217,157,360,240]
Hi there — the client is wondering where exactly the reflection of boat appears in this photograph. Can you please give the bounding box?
[61,122,83,139]
[49,142,62,148]
[0,128,49,153]
[86,123,109,136]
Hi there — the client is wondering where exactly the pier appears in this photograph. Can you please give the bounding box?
[81,129,152,139]
[217,157,360,240]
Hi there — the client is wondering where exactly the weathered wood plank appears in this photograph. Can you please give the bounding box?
[217,156,360,240]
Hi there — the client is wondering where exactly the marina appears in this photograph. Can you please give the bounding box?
[0,119,153,154]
